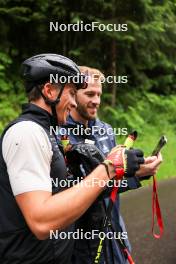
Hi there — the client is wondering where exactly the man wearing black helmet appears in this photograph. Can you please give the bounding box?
[0,54,146,264]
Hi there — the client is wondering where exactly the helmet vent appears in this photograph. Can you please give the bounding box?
[46,59,61,67]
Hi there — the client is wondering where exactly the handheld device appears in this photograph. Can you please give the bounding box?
[151,135,167,156]
[139,135,167,181]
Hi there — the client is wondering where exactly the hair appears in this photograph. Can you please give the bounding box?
[27,83,62,102]
[27,84,44,102]
[79,66,105,83]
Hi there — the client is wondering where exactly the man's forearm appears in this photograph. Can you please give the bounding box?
[43,165,109,229]
[16,164,112,239]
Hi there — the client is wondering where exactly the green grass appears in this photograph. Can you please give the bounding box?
[137,128,176,180]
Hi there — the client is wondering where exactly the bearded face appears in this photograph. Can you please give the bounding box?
[75,81,102,121]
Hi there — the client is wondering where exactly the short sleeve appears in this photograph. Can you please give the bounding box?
[2,121,53,195]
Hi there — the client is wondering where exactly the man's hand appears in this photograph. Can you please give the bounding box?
[135,153,163,179]
[105,146,144,180]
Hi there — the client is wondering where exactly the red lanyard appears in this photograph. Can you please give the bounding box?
[110,173,164,264]
[152,175,164,238]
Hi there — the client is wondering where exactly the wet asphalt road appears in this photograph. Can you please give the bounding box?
[121,178,176,264]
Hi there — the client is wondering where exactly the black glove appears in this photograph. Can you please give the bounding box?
[65,143,105,179]
[125,148,144,177]
[105,146,144,179]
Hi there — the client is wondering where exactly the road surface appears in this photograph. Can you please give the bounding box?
[121,178,176,264]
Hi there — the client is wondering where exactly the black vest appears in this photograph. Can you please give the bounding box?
[0,104,74,264]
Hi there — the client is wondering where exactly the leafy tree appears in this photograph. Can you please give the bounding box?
[0,0,175,131]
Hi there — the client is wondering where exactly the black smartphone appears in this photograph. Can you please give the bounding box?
[151,135,167,156]
[140,135,167,180]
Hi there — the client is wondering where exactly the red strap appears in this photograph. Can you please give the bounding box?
[110,186,118,203]
[152,175,164,238]
[123,248,135,264]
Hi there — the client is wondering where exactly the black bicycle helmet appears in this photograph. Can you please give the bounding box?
[22,53,87,92]
[21,53,87,127]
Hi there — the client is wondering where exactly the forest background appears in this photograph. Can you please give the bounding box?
[0,0,176,182]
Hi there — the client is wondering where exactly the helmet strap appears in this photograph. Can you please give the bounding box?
[37,84,65,127]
